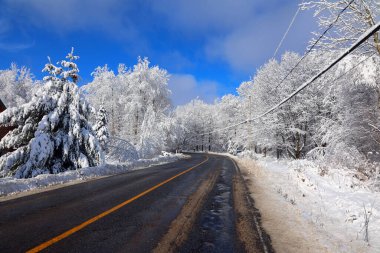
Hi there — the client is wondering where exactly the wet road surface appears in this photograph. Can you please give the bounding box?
[180,158,242,253]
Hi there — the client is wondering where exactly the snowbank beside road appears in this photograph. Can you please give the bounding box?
[0,152,188,198]
[233,153,380,253]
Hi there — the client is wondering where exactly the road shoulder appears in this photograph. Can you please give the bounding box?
[231,157,274,253]
[233,157,330,253]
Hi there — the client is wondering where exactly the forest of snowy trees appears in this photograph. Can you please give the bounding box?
[81,57,173,159]
[0,0,379,179]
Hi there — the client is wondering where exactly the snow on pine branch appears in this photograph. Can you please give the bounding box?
[0,48,103,178]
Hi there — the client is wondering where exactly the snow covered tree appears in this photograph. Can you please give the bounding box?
[93,105,110,151]
[301,0,380,54]
[0,48,104,178]
[137,106,165,158]
[82,57,172,158]
[160,112,186,152]
[0,63,37,108]
[81,65,123,135]
[238,52,327,159]
[174,99,220,152]
[214,94,243,152]
[313,54,380,166]
[123,57,171,145]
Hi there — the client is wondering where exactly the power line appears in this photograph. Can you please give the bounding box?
[251,22,380,120]
[274,0,355,89]
[273,5,301,58]
[195,21,380,137]
[197,0,355,141]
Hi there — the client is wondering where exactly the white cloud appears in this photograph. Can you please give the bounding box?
[205,5,316,73]
[156,51,193,72]
[1,0,146,55]
[0,17,35,52]
[168,74,220,105]
[3,0,137,39]
[150,0,317,74]
[150,0,263,34]
[0,41,35,52]
[0,0,318,101]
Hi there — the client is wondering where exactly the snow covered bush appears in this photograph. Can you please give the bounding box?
[0,48,104,178]
[106,136,138,163]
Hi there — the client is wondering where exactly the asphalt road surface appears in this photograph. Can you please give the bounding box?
[0,153,273,253]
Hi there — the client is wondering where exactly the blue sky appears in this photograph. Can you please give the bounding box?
[0,0,317,105]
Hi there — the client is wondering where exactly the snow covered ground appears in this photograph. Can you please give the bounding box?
[233,152,380,253]
[0,152,188,198]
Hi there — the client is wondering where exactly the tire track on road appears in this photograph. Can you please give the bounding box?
[153,166,220,253]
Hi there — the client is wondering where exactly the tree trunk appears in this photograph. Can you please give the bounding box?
[362,4,380,55]
[295,132,301,159]
[134,108,139,136]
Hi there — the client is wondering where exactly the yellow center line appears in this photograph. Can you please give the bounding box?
[26,155,209,253]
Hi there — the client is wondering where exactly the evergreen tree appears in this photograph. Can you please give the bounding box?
[93,105,109,151]
[0,48,104,178]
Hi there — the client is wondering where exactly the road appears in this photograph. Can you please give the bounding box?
[0,153,273,253]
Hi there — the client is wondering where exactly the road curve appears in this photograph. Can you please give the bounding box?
[0,153,273,253]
